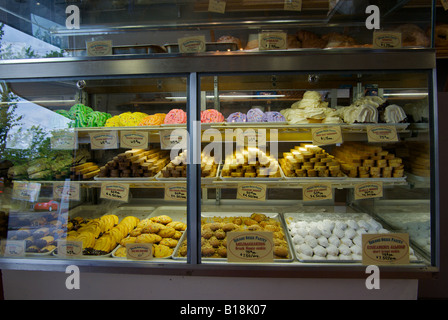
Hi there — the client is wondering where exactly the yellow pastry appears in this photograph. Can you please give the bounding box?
[153,244,173,258]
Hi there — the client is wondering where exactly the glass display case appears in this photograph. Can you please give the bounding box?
[0,0,439,278]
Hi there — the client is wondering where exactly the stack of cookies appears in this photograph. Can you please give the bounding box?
[97,148,170,178]
[332,142,404,178]
[280,144,344,178]
[160,150,218,178]
[220,147,280,178]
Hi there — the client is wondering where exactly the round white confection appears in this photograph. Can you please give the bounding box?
[317,236,329,248]
[353,235,362,247]
[357,228,367,236]
[335,221,348,230]
[320,228,332,238]
[305,235,318,248]
[351,254,362,261]
[378,228,390,234]
[299,253,313,261]
[338,244,351,256]
[322,219,335,231]
[293,235,305,245]
[326,244,339,256]
[327,255,339,260]
[299,243,313,257]
[357,220,370,231]
[346,219,359,230]
[350,245,362,255]
[312,255,326,260]
[333,227,345,239]
[344,228,357,239]
[309,227,322,238]
[340,236,353,247]
[296,227,308,237]
[295,221,308,229]
[367,218,382,231]
[328,235,341,247]
[313,245,327,257]
[339,254,353,260]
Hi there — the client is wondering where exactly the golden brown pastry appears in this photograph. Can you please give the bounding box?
[159,238,178,248]
[136,233,162,244]
[158,227,176,238]
[120,236,137,247]
[150,215,172,225]
[166,221,187,231]
[153,244,173,258]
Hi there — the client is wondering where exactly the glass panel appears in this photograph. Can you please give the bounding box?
[0,75,189,262]
[199,70,432,265]
[0,0,434,61]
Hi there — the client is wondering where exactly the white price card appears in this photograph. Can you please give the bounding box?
[126,243,154,260]
[178,36,206,53]
[159,129,186,150]
[284,0,302,11]
[311,126,343,146]
[302,182,333,201]
[89,131,119,149]
[86,40,113,56]
[366,125,399,143]
[208,0,226,13]
[50,129,78,150]
[258,31,287,50]
[1,240,26,257]
[57,240,83,257]
[164,184,187,201]
[53,182,81,201]
[373,31,402,49]
[237,183,267,201]
[227,231,274,263]
[120,130,149,149]
[354,181,383,200]
[100,182,130,202]
[12,181,41,202]
[362,233,410,265]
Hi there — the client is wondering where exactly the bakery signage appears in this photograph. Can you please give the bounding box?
[178,36,206,53]
[12,181,41,202]
[57,240,83,257]
[86,40,113,56]
[354,181,383,200]
[53,182,81,201]
[302,182,333,201]
[50,129,78,150]
[227,231,274,263]
[366,125,398,143]
[120,131,149,149]
[258,31,287,50]
[311,126,343,146]
[164,183,187,201]
[237,183,267,201]
[362,233,410,265]
[160,129,185,150]
[208,0,226,13]
[100,182,130,202]
[89,131,119,149]
[1,240,26,257]
[126,243,153,260]
[373,31,402,49]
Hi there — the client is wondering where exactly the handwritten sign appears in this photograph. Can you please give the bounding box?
[12,182,41,202]
[354,181,383,200]
[126,243,154,260]
[89,131,119,150]
[50,130,78,150]
[373,32,402,49]
[100,182,130,202]
[259,31,287,50]
[237,183,267,201]
[208,0,226,13]
[362,233,410,265]
[86,40,113,56]
[1,240,26,257]
[284,0,302,11]
[227,231,274,263]
[178,36,206,53]
[120,131,148,149]
[164,184,187,201]
[57,240,83,257]
[53,182,81,201]
[160,129,186,150]
[302,182,333,201]
[311,126,343,145]
[366,125,398,142]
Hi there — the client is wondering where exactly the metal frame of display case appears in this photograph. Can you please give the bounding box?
[0,49,440,279]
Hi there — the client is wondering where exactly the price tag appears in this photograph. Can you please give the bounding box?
[126,243,154,260]
[311,126,343,146]
[227,231,274,263]
[236,129,266,148]
[12,182,41,202]
[53,182,81,201]
[86,40,113,56]
[178,36,206,53]
[120,131,149,149]
[237,183,267,201]
[362,233,410,265]
[159,129,186,150]
[89,131,119,150]
[302,182,333,201]
[284,0,302,11]
[373,31,402,49]
[57,240,83,257]
[1,240,26,257]
[441,0,448,10]
[100,182,130,202]
[164,184,187,201]
[50,129,78,150]
[366,125,399,142]
[258,31,287,50]
[354,181,383,200]
[208,0,226,13]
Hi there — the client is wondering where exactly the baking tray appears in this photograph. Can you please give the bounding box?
[279,164,347,181]
[283,212,422,263]
[164,42,238,53]
[173,211,294,262]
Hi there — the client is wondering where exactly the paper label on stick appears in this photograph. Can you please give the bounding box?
[164,184,187,201]
[120,131,149,149]
[354,181,383,200]
[100,182,130,202]
[237,183,267,201]
[302,182,333,201]
[311,126,343,145]
[89,131,119,149]
[367,125,398,142]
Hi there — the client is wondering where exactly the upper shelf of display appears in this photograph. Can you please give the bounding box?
[0,49,437,80]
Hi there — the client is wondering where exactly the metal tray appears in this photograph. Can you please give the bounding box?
[279,165,347,181]
[164,42,238,53]
[173,211,294,262]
